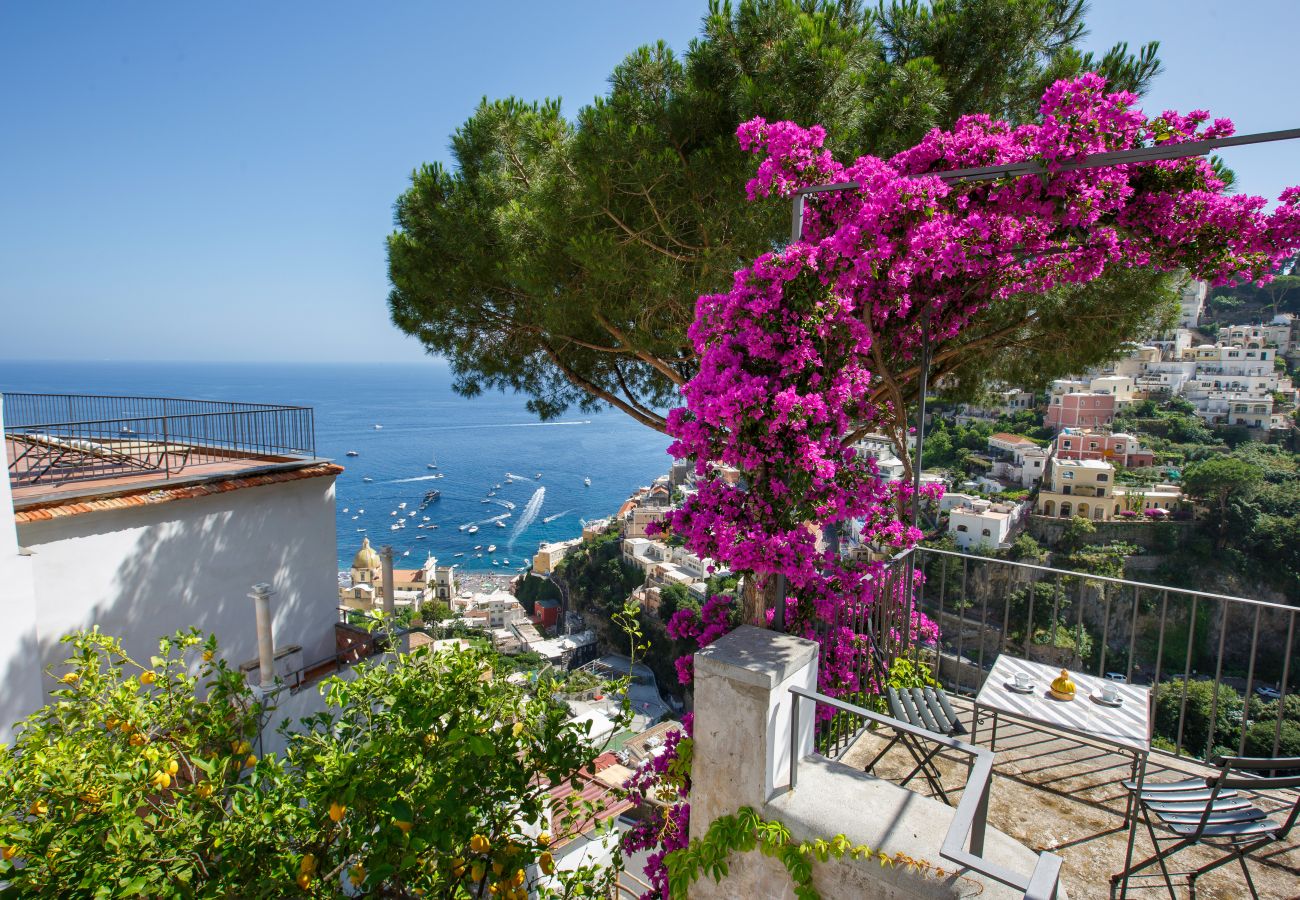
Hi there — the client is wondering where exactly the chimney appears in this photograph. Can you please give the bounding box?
[249,583,276,693]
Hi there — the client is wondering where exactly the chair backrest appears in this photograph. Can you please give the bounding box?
[1207,755,1300,839]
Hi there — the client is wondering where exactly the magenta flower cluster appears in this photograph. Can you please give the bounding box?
[624,74,1300,899]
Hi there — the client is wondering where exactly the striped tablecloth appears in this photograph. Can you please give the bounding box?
[975,655,1152,752]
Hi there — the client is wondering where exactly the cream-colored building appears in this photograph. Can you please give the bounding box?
[340,539,456,609]
[533,538,581,575]
[1036,459,1181,521]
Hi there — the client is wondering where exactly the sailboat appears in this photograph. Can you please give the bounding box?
[427,451,438,470]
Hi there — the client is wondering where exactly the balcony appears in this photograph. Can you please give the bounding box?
[694,549,1299,898]
[3,392,320,508]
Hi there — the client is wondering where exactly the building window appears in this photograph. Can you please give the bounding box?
[1089,442,1098,449]
[956,524,968,532]
[1062,471,1074,479]
[982,529,991,536]
[1097,474,1109,482]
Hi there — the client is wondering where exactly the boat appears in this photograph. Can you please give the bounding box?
[358,509,364,514]
[495,521,506,528]
[535,472,542,479]
[487,491,496,497]
[422,516,430,521]
[454,552,465,557]
[468,525,479,534]
[429,524,438,529]
[494,483,501,489]
[476,553,483,558]
[487,544,497,552]
[351,515,358,520]
[502,558,509,565]
[374,424,382,430]
[362,476,373,483]
[403,550,410,556]
[346,450,359,457]
[356,528,365,532]
[342,508,349,513]
[407,511,417,517]
[423,490,441,503]
[584,476,591,486]
[398,502,407,509]
[474,545,482,551]
[427,463,437,469]
[417,535,427,540]
[428,452,438,469]
[390,524,401,531]
[458,524,470,531]
[390,511,397,516]
[492,561,500,566]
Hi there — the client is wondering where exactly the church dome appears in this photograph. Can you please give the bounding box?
[352,537,381,570]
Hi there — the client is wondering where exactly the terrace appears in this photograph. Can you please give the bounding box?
[3,392,322,509]
[688,547,1299,898]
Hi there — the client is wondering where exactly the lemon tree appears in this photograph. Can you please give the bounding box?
[0,624,634,898]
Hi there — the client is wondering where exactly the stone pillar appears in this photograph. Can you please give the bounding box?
[380,545,396,616]
[249,583,276,692]
[689,625,818,841]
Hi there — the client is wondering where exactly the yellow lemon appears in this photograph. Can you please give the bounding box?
[2,844,18,861]
[537,831,551,848]
[245,754,258,768]
[491,861,504,877]
[539,851,555,875]
[299,853,318,873]
[139,671,156,686]
[395,819,413,834]
[129,732,147,747]
[511,721,524,738]
[195,782,214,799]
[296,872,312,890]
[202,650,214,662]
[348,864,365,887]
[29,799,48,816]
[471,862,486,882]
[469,833,491,855]
[511,868,525,887]
[151,771,171,790]
[328,801,347,823]
[166,759,179,776]
[60,672,80,684]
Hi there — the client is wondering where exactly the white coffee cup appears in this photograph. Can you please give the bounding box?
[1013,672,1031,689]
[1101,682,1119,702]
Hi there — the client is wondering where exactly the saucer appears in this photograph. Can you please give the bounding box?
[1005,680,1036,694]
[1090,692,1123,707]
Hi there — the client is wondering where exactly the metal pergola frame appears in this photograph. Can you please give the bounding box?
[772,125,1300,639]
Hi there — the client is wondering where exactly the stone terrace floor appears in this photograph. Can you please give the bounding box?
[839,695,1299,900]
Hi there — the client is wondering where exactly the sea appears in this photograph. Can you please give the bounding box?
[0,360,674,574]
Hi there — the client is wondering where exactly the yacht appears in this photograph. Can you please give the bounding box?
[403,550,410,556]
[407,511,417,517]
[398,502,407,509]
[417,535,427,540]
[427,454,438,470]
[346,450,359,457]
[474,545,482,551]
[467,525,479,534]
[423,516,430,521]
[374,424,382,430]
[535,472,542,479]
[351,515,358,520]
[390,511,397,516]
[362,476,373,483]
[390,524,401,531]
[358,509,364,514]
[476,553,483,558]
[584,476,591,486]
[492,560,500,566]
[495,521,506,528]
[342,508,349,513]
[423,490,441,503]
[454,552,465,557]
[487,491,496,497]
[487,544,497,552]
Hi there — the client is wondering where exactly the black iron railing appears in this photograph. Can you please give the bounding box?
[908,546,1298,763]
[3,392,316,489]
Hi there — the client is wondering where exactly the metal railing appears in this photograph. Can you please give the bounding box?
[3,392,316,489]
[908,546,1299,762]
[789,685,1061,900]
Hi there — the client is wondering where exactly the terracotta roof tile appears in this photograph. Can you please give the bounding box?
[14,463,343,525]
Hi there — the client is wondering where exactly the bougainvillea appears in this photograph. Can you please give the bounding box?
[624,73,1300,898]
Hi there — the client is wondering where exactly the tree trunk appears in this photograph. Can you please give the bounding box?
[740,573,782,626]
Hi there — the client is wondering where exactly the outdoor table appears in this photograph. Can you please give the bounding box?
[973,655,1153,823]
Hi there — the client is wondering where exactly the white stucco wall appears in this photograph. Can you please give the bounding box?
[0,397,46,744]
[14,472,340,702]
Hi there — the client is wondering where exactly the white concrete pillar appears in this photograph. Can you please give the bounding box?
[249,583,276,692]
[689,625,818,841]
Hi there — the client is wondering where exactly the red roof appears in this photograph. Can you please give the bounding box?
[14,463,343,524]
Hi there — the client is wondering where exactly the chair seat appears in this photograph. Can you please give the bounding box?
[1165,816,1282,840]
[1145,796,1252,815]
[1154,807,1268,827]
[1122,776,1209,792]
[888,686,965,736]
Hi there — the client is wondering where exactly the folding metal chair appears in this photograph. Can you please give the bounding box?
[1111,754,1300,899]
[864,685,966,805]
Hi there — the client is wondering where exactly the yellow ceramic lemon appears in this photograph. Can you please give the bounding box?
[1049,669,1076,701]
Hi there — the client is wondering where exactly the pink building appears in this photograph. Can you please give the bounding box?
[1054,429,1154,468]
[1045,392,1116,431]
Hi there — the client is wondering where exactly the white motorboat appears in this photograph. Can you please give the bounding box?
[351,515,358,520]
[494,483,501,489]
[390,511,397,516]
[495,521,506,528]
[535,472,542,479]
[584,476,591,486]
[417,535,427,540]
[346,450,359,457]
[476,553,483,558]
[487,544,497,552]
[474,545,482,551]
[467,525,479,534]
[374,424,382,430]
[362,476,373,483]
[423,516,430,521]
[403,550,410,556]
[454,552,464,557]
[398,502,407,509]
[342,508,349,513]
[492,560,500,566]
[391,524,401,531]
[358,509,364,514]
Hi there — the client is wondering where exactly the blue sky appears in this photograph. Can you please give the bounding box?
[1,1,1295,364]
